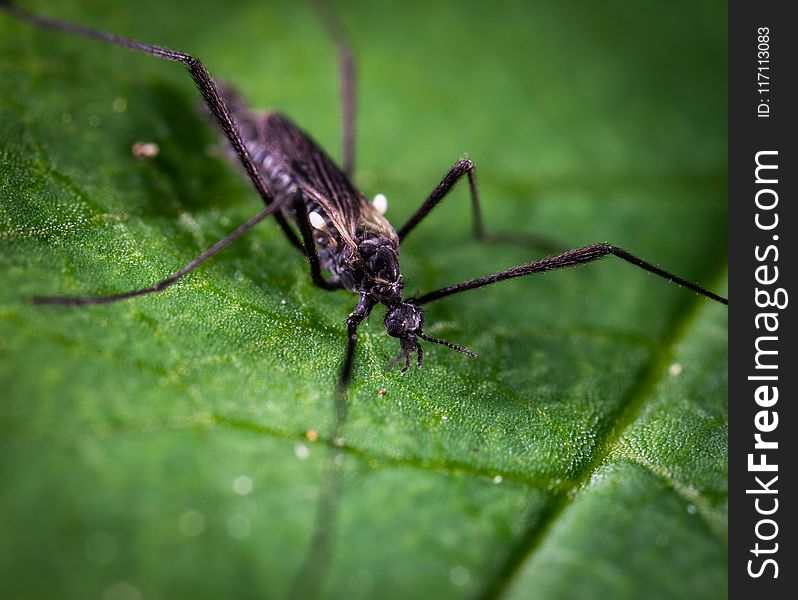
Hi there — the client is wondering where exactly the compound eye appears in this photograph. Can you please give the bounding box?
[385,317,404,337]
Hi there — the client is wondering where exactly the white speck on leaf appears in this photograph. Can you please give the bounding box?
[85,531,117,565]
[233,475,253,496]
[103,582,142,600]
[449,565,471,586]
[178,510,205,537]
[227,515,251,539]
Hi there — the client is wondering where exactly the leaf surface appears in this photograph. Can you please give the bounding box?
[0,1,727,598]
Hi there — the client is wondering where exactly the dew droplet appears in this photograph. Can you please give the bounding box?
[233,475,253,496]
[294,443,310,460]
[85,531,117,565]
[112,97,127,112]
[102,582,142,600]
[227,515,251,539]
[449,565,471,586]
[178,510,205,537]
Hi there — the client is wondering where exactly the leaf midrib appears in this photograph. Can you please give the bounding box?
[474,263,728,600]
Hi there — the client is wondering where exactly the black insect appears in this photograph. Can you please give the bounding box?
[1,1,728,399]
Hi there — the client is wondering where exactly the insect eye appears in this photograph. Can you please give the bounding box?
[383,307,410,337]
[384,317,404,337]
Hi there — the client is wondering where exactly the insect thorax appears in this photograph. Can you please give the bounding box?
[347,234,403,302]
[314,223,403,303]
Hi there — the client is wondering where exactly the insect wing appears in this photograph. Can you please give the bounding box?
[260,114,356,242]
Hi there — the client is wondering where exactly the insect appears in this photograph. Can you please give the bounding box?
[1,1,728,398]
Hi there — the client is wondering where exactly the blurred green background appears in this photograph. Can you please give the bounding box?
[0,0,727,598]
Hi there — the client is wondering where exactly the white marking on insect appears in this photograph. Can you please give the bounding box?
[309,211,327,230]
[372,193,388,215]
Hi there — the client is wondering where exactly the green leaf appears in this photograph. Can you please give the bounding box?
[0,1,727,598]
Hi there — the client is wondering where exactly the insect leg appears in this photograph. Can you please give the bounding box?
[310,0,356,178]
[339,294,374,391]
[411,243,728,305]
[293,197,342,291]
[0,1,303,250]
[288,298,372,599]
[396,158,560,251]
[31,199,289,306]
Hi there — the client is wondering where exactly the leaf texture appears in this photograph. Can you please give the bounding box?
[0,1,727,598]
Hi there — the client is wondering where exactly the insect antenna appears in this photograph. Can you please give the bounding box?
[418,331,477,358]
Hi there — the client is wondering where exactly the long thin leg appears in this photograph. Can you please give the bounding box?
[397,158,561,251]
[0,0,303,250]
[338,294,374,392]
[411,242,728,305]
[287,437,344,600]
[310,0,356,178]
[31,198,289,305]
[288,294,372,598]
[292,197,342,291]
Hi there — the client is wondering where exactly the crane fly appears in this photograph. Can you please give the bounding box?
[1,3,729,594]
[0,0,728,399]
